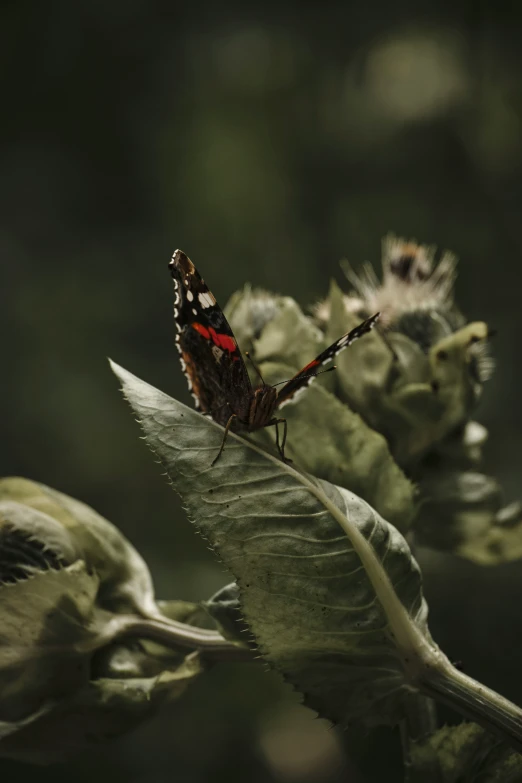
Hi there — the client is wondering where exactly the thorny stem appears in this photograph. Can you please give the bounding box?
[82,613,254,663]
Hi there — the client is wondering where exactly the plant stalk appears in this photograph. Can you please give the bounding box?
[419,656,522,753]
[83,613,254,662]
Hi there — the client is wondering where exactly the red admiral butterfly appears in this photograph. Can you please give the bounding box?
[169,250,379,465]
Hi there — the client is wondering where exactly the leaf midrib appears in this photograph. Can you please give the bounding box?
[113,361,440,675]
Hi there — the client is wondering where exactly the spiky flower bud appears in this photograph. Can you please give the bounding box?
[225,235,519,563]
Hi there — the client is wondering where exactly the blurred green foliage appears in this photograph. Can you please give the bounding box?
[2,2,522,782]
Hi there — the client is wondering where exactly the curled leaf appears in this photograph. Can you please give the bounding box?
[0,650,203,763]
[0,561,101,722]
[0,477,157,615]
[204,582,245,642]
[0,481,213,758]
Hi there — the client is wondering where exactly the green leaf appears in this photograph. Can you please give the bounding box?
[0,650,202,763]
[224,286,286,350]
[414,470,522,565]
[0,477,157,616]
[204,582,247,642]
[0,561,101,723]
[322,281,491,467]
[225,287,415,531]
[252,296,327,374]
[410,723,522,783]
[254,359,415,532]
[111,361,435,729]
[324,279,395,415]
[0,485,213,755]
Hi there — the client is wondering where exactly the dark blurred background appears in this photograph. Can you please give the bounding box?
[2,1,522,781]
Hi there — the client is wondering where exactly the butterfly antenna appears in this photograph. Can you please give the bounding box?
[245,351,266,384]
[273,366,337,387]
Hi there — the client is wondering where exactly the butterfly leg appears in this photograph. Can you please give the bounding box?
[274,418,292,464]
[211,414,237,466]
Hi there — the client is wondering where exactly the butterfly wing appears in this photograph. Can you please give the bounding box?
[169,250,252,426]
[276,313,380,408]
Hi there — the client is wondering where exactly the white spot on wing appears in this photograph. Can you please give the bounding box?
[172,271,205,411]
[186,290,194,302]
[198,291,216,308]
[173,280,182,338]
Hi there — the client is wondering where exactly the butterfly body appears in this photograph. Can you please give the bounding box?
[169,249,379,463]
[246,385,279,430]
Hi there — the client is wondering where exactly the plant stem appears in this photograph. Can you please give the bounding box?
[308,471,522,754]
[127,615,254,662]
[84,613,255,662]
[419,655,522,753]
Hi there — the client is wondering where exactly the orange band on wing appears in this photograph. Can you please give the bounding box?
[192,322,237,353]
[192,322,210,339]
[181,350,206,409]
[299,358,320,373]
[209,328,237,353]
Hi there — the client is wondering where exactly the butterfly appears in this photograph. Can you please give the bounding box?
[169,249,380,464]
